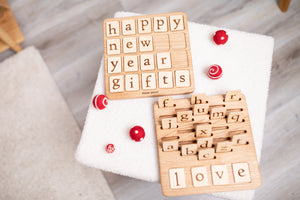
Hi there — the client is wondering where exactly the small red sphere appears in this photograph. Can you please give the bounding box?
[213,30,228,45]
[106,144,115,153]
[129,126,145,142]
[207,64,223,80]
[93,94,108,110]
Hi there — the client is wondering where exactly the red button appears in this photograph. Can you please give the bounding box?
[129,126,145,142]
[93,94,108,110]
[213,30,228,45]
[207,64,223,80]
[106,144,115,153]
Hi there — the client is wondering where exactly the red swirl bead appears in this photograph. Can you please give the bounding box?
[207,65,223,80]
[129,126,145,142]
[106,144,115,153]
[213,30,228,45]
[93,94,108,110]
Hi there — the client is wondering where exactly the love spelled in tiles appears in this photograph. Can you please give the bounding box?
[103,12,194,99]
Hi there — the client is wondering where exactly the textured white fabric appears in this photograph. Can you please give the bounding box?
[76,12,274,200]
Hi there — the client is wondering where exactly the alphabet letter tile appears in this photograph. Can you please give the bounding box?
[227,111,244,123]
[216,142,232,153]
[107,57,121,73]
[161,118,177,129]
[140,54,154,70]
[170,15,184,31]
[175,70,190,87]
[124,56,138,72]
[123,37,137,53]
[138,18,151,33]
[107,39,120,55]
[125,74,139,91]
[198,148,215,160]
[191,167,209,187]
[109,75,124,93]
[231,134,249,145]
[193,104,209,115]
[232,163,251,183]
[158,96,174,108]
[142,73,156,90]
[139,35,153,52]
[122,19,135,35]
[162,140,179,152]
[225,90,242,102]
[210,107,226,119]
[159,71,173,88]
[191,94,208,104]
[106,21,119,37]
[211,165,229,185]
[181,144,197,156]
[195,124,212,137]
[197,137,213,148]
[177,111,193,122]
[154,16,167,32]
[157,52,171,69]
[169,168,186,189]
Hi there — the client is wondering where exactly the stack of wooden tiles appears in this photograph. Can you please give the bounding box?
[103,12,194,99]
[153,90,261,196]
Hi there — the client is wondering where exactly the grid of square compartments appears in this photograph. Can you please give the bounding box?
[153,91,261,196]
[103,12,194,99]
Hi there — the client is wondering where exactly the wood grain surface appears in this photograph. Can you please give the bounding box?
[1,0,299,199]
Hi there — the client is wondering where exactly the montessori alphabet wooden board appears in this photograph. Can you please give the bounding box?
[153,90,261,196]
[103,12,194,99]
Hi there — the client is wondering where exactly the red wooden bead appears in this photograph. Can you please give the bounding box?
[129,126,145,142]
[207,64,223,80]
[106,144,115,153]
[93,94,108,110]
[213,30,228,45]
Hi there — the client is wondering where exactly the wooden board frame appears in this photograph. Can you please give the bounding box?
[103,12,194,99]
[153,90,261,197]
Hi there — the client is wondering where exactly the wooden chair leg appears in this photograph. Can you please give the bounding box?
[278,0,291,12]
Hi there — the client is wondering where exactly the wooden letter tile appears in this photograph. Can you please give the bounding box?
[171,50,188,68]
[140,54,154,71]
[170,32,186,49]
[211,165,229,185]
[210,107,226,119]
[175,70,190,87]
[159,71,173,88]
[158,96,174,108]
[157,52,171,69]
[123,37,137,53]
[124,56,138,72]
[142,73,156,89]
[107,39,120,55]
[216,141,232,153]
[109,75,124,93]
[232,163,251,183]
[161,117,177,129]
[181,144,197,156]
[154,34,169,51]
[225,90,242,102]
[177,111,193,122]
[122,19,135,35]
[139,35,153,52]
[198,148,215,160]
[106,21,119,37]
[125,74,139,91]
[138,18,151,33]
[169,168,186,189]
[170,15,184,31]
[154,16,167,32]
[162,140,179,152]
[193,104,209,115]
[107,57,121,73]
[191,167,209,187]
[197,137,213,148]
[231,134,249,145]
[191,94,208,105]
[195,124,212,137]
[227,111,245,123]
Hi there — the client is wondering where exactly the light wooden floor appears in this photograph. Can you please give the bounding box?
[2,0,299,199]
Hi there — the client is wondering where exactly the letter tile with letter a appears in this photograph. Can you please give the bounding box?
[122,19,135,35]
[191,167,209,187]
[169,168,186,189]
[162,140,179,152]
[211,165,229,185]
